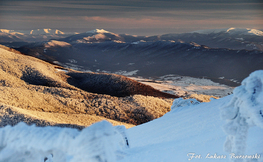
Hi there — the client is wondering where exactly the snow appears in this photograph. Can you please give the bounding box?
[68,59,77,63]
[192,28,263,36]
[44,29,50,34]
[121,70,263,162]
[131,40,146,44]
[30,29,64,35]
[170,98,200,110]
[82,34,107,41]
[0,29,64,35]
[0,29,25,35]
[44,40,71,48]
[113,40,125,43]
[0,29,15,34]
[0,70,262,162]
[86,29,111,34]
[220,70,263,161]
[226,27,237,33]
[131,41,139,44]
[55,68,69,73]
[114,70,139,76]
[248,29,263,36]
[0,121,129,162]
[130,75,233,97]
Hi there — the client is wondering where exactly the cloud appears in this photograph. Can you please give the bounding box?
[0,0,262,35]
[1,0,262,17]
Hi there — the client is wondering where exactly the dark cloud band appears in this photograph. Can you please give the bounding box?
[0,0,262,35]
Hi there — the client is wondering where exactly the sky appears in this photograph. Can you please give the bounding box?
[0,0,262,36]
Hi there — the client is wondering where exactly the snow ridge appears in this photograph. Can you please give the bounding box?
[86,29,111,34]
[30,29,64,35]
[192,28,263,36]
[0,29,14,34]
[0,121,128,162]
[220,70,263,161]
[0,29,64,35]
[44,40,71,48]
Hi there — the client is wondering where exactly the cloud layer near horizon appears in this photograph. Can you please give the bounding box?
[0,0,262,35]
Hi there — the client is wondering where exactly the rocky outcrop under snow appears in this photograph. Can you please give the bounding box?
[221,70,263,161]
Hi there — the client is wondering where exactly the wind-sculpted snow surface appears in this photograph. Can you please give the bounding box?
[221,70,263,162]
[171,98,200,110]
[118,71,262,162]
[0,121,128,162]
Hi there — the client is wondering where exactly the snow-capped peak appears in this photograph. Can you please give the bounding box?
[192,27,263,36]
[86,29,111,34]
[225,27,263,36]
[0,29,13,34]
[29,29,64,35]
[0,29,24,35]
[0,28,65,35]
[226,27,236,33]
[247,28,263,36]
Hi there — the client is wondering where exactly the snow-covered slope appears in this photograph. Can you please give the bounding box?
[0,70,262,162]
[122,70,263,162]
[44,40,71,47]
[192,28,263,36]
[59,29,123,44]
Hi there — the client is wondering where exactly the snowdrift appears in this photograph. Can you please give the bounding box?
[221,70,263,161]
[0,121,129,162]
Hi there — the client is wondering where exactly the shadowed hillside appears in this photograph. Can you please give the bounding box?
[67,72,178,98]
[0,44,176,126]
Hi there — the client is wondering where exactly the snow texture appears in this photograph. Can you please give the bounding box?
[0,121,128,162]
[171,98,200,110]
[120,71,262,162]
[220,70,263,162]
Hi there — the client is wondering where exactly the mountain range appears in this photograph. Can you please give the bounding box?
[0,27,263,85]
[1,27,263,50]
[0,28,65,35]
[0,28,76,47]
[3,27,259,86]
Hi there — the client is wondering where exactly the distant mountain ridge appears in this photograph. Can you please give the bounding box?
[0,28,73,47]
[192,27,263,36]
[2,27,263,85]
[1,27,263,50]
[0,28,65,35]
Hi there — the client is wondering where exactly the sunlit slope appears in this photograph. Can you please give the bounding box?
[0,45,176,127]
